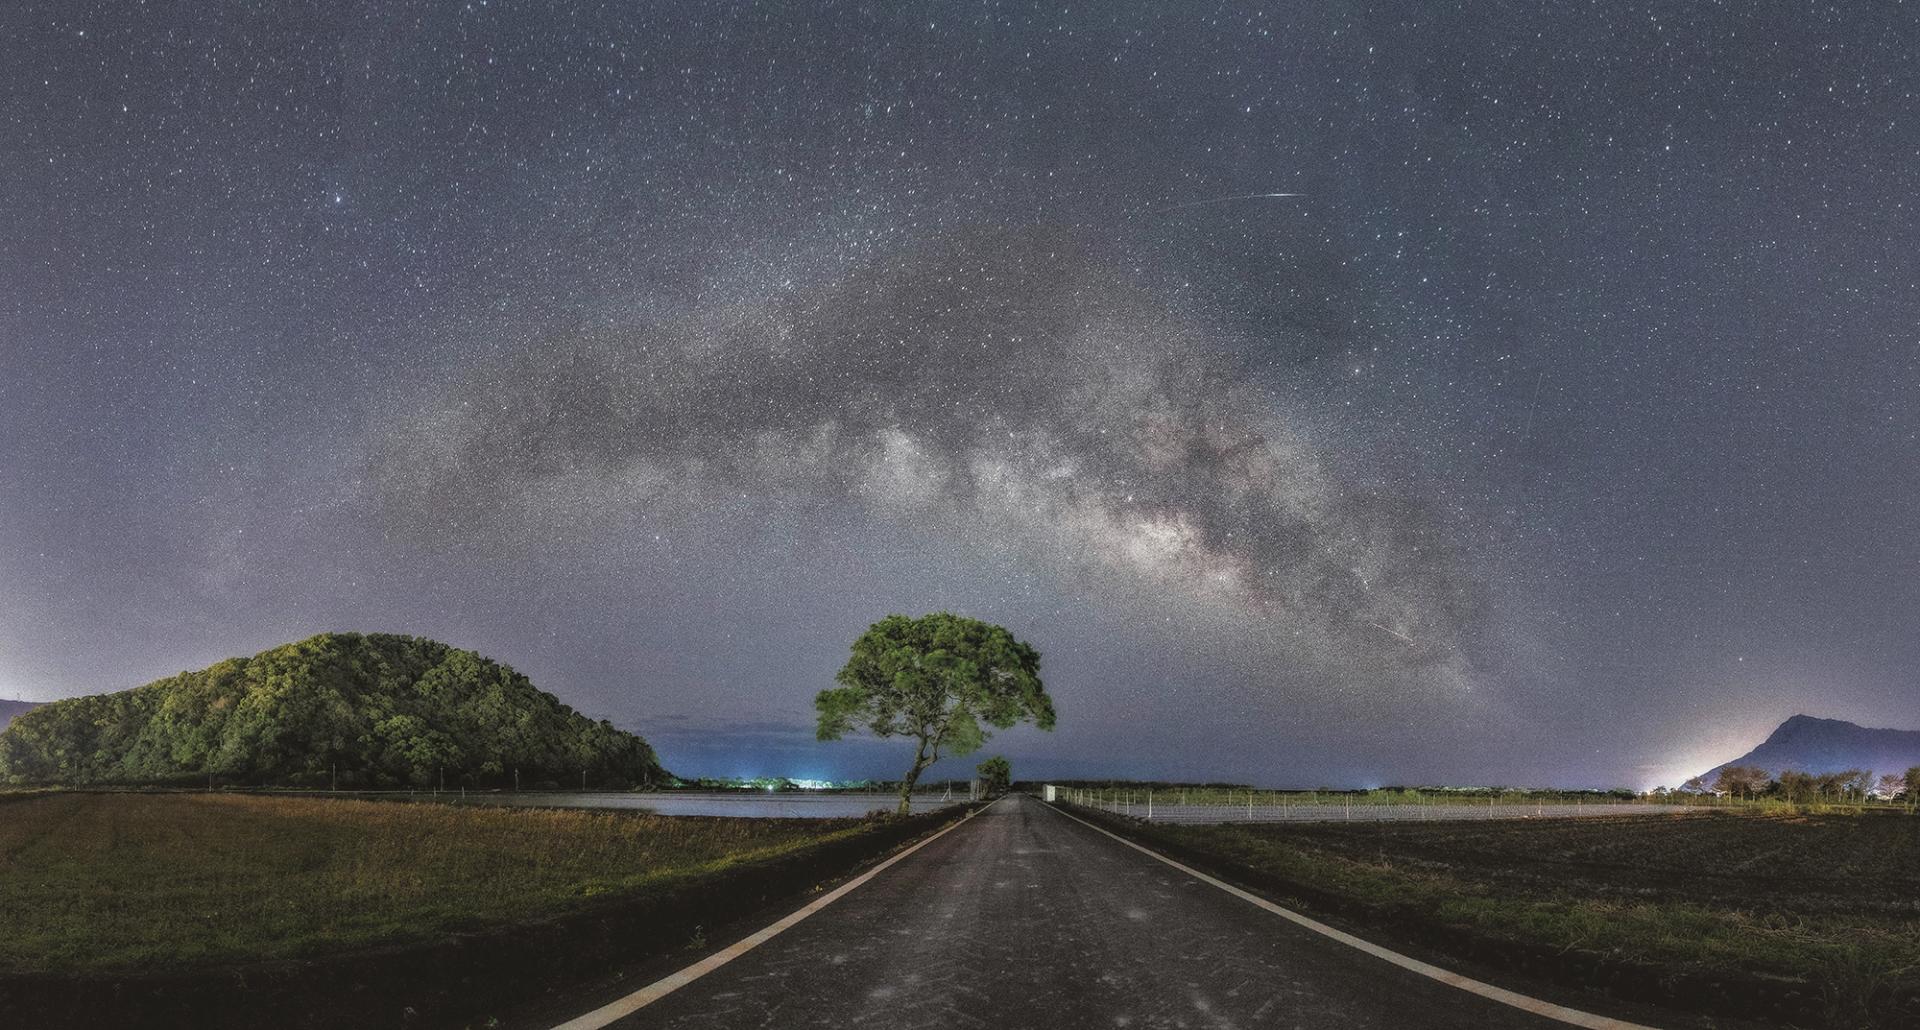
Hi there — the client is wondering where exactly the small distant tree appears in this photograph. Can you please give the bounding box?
[977,755,1012,796]
[1713,765,1768,800]
[1776,769,1816,803]
[1875,772,1906,801]
[816,613,1054,816]
[1845,769,1876,803]
[1906,767,1920,807]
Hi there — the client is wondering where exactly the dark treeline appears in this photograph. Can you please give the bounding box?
[0,633,668,789]
[1677,764,1920,803]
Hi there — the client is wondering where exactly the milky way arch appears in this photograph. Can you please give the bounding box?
[371,227,1482,689]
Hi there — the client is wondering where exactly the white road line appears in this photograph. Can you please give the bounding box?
[549,798,996,1030]
[1046,802,1660,1030]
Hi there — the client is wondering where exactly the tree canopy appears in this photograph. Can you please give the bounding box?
[1712,765,1768,799]
[0,633,668,789]
[816,612,1052,814]
[976,755,1012,795]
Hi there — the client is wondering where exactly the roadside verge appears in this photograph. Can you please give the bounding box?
[0,804,976,1030]
[1049,802,1848,1029]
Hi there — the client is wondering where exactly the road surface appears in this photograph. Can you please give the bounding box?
[563,793,1618,1029]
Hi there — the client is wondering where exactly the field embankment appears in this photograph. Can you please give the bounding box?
[1065,803,1920,1029]
[0,792,968,1028]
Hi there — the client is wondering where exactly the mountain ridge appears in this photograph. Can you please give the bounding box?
[1701,714,1920,782]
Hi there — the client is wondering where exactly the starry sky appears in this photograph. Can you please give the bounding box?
[5,2,1918,789]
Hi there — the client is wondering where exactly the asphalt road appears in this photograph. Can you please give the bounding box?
[583,793,1589,1030]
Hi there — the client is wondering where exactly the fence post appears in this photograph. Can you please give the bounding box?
[1147,790,1153,821]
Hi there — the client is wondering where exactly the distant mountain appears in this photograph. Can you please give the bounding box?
[0,699,40,732]
[1702,715,1920,782]
[0,633,668,788]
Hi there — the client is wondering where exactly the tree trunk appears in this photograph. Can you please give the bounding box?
[897,746,934,817]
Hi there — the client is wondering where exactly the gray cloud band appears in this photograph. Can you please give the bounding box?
[371,228,1480,686]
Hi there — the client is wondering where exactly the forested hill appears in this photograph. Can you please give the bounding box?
[0,633,668,788]
[0,699,40,732]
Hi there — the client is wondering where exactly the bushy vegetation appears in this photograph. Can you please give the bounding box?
[0,792,869,973]
[0,633,666,788]
[976,755,1011,794]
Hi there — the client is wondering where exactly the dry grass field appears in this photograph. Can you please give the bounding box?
[0,792,869,972]
[1151,809,1920,1027]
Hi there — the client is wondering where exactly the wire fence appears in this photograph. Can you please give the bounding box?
[1056,787,1711,824]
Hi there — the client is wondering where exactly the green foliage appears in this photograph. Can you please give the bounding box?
[0,633,667,788]
[816,612,1052,813]
[976,755,1011,794]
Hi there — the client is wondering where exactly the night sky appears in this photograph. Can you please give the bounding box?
[6,2,1918,789]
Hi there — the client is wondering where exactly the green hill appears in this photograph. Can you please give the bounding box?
[0,633,667,789]
[0,699,40,732]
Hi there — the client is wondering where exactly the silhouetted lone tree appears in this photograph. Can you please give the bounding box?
[816,613,1053,816]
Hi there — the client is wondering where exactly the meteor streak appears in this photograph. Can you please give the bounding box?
[1369,621,1418,646]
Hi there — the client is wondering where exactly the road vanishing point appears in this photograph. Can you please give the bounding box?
[546,794,1658,1030]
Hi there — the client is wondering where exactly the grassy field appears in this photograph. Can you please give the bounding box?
[1147,809,1920,1027]
[0,792,877,973]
